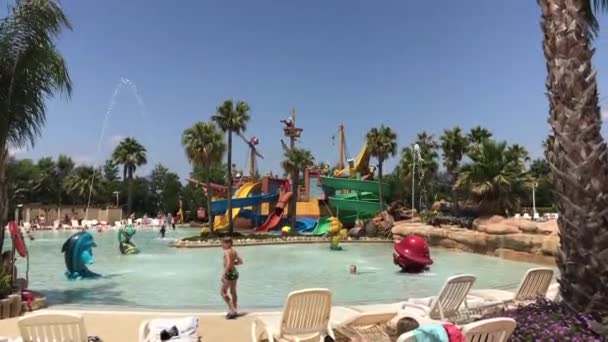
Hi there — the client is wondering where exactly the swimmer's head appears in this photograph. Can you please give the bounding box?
[222,237,233,249]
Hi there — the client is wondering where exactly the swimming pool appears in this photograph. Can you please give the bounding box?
[6,228,551,310]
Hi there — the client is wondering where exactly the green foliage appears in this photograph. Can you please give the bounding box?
[397,132,439,207]
[112,137,147,215]
[0,0,73,149]
[439,126,468,179]
[456,139,533,215]
[182,121,226,168]
[149,164,182,215]
[0,268,11,299]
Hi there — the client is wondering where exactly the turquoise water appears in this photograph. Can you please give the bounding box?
[6,228,550,310]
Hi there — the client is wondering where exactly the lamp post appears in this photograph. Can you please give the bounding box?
[532,181,537,220]
[411,143,420,222]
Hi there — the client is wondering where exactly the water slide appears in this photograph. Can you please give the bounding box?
[214,182,263,231]
[311,217,332,236]
[256,192,293,232]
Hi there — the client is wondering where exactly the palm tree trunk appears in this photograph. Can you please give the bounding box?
[289,171,298,229]
[539,0,608,320]
[227,130,233,235]
[127,167,134,216]
[205,163,214,234]
[0,146,8,253]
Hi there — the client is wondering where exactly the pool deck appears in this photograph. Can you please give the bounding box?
[0,305,393,342]
[0,309,257,341]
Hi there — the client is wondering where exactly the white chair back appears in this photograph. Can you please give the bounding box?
[513,268,554,302]
[18,312,88,342]
[461,317,516,342]
[280,288,332,338]
[429,274,476,320]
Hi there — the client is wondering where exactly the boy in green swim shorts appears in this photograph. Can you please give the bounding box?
[221,237,243,319]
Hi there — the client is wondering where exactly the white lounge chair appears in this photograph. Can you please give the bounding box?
[71,220,79,228]
[332,311,397,342]
[403,274,477,323]
[251,288,334,342]
[17,312,88,342]
[138,316,199,342]
[396,317,516,342]
[470,268,554,308]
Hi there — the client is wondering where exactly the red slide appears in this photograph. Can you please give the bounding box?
[256,192,293,232]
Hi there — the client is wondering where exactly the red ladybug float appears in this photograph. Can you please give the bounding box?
[393,234,433,273]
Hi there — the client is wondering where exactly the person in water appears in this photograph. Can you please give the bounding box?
[160,224,166,238]
[221,237,242,319]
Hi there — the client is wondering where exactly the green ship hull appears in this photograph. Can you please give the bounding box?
[319,176,392,199]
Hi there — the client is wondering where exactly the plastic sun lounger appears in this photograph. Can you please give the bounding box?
[396,317,516,342]
[251,288,334,342]
[332,311,397,342]
[16,312,88,342]
[469,268,554,309]
[402,274,477,323]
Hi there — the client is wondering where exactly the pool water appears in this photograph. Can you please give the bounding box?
[6,228,550,310]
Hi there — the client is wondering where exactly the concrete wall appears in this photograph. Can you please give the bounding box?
[19,205,122,225]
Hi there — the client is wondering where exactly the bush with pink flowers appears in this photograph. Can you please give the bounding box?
[482,298,605,341]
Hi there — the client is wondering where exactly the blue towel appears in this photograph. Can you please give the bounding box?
[413,323,449,342]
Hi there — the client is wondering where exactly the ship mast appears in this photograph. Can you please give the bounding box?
[338,123,345,170]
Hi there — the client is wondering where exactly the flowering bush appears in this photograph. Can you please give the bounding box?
[482,298,605,341]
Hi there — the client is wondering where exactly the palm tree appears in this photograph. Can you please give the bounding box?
[182,121,226,233]
[439,127,469,184]
[64,166,103,204]
[281,148,314,228]
[455,140,532,216]
[366,126,398,208]
[506,144,530,165]
[56,154,74,205]
[0,0,72,251]
[539,0,608,321]
[467,126,492,153]
[112,137,147,216]
[211,100,250,235]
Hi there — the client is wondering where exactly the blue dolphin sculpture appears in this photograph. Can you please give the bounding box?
[62,231,101,280]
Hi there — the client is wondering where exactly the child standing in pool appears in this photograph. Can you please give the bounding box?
[221,237,242,319]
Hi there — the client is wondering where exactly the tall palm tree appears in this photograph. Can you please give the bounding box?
[0,0,72,251]
[506,144,530,165]
[281,147,314,229]
[467,126,493,153]
[366,126,398,208]
[112,137,147,216]
[539,0,608,322]
[211,100,250,235]
[455,140,532,216]
[182,121,226,233]
[439,127,469,184]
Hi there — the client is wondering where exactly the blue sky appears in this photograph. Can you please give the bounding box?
[10,0,608,180]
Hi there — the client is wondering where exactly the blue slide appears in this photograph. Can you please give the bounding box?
[210,193,278,214]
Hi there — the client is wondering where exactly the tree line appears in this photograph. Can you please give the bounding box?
[368,125,554,216]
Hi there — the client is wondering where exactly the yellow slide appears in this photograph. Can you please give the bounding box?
[213,182,260,231]
[334,143,372,178]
